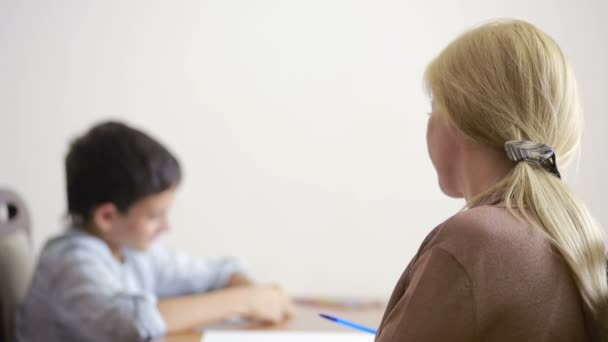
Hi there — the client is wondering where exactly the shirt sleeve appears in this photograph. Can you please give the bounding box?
[52,252,166,342]
[375,247,477,342]
[148,245,247,298]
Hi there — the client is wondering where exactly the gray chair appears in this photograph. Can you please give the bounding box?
[0,189,33,342]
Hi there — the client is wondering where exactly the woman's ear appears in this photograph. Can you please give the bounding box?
[91,202,120,234]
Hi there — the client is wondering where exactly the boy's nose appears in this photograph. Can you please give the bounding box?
[161,219,171,233]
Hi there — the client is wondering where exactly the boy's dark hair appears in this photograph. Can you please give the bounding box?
[66,121,182,224]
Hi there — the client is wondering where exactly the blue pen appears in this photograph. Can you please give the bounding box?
[319,313,378,335]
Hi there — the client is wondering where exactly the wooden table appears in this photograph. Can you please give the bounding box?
[163,303,386,342]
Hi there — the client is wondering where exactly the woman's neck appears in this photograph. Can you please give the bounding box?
[460,144,513,205]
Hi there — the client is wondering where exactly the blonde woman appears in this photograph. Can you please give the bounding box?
[376,20,608,341]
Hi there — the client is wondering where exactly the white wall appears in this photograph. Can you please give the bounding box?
[1,0,607,298]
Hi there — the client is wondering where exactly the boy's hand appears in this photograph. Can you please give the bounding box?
[237,285,294,324]
[157,283,294,334]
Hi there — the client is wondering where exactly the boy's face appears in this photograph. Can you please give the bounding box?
[94,187,177,252]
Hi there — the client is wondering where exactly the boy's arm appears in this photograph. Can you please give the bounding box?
[149,245,248,298]
[150,245,293,332]
[55,253,166,341]
[157,284,294,334]
[226,272,254,287]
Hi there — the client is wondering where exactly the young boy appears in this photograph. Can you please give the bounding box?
[17,121,293,341]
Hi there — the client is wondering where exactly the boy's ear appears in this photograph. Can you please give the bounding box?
[91,203,120,233]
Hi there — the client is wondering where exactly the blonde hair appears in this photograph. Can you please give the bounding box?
[425,19,608,339]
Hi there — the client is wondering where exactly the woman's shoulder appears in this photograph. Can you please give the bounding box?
[430,205,548,263]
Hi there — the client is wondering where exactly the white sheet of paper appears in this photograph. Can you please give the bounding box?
[203,331,375,342]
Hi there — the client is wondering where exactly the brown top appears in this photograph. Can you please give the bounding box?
[376,205,591,342]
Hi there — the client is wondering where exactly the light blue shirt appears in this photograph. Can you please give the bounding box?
[17,228,244,342]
